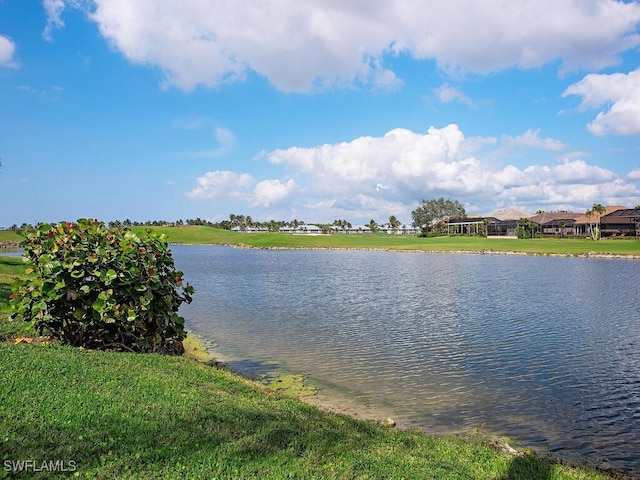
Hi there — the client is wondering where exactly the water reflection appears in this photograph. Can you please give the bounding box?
[173,245,640,473]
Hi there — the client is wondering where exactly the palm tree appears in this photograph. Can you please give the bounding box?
[558,220,566,237]
[388,215,401,233]
[592,203,605,240]
[366,219,378,233]
[585,208,596,240]
[481,218,490,237]
[517,217,533,239]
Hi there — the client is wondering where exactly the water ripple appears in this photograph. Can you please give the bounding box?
[175,246,640,474]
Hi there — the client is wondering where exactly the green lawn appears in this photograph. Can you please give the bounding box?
[0,343,609,479]
[0,230,23,242]
[131,225,640,257]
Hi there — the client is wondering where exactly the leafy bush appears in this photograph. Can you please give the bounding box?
[10,219,194,354]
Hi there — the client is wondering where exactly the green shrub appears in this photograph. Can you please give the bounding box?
[9,219,194,354]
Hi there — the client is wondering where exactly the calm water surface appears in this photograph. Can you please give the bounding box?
[173,245,640,473]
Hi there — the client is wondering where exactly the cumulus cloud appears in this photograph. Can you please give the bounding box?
[186,125,639,221]
[45,0,640,92]
[0,35,18,68]
[252,179,296,207]
[629,168,640,181]
[186,171,255,200]
[267,125,573,203]
[563,68,640,136]
[186,171,295,209]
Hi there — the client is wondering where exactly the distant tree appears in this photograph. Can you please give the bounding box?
[481,218,490,237]
[366,219,378,233]
[535,209,545,214]
[592,203,605,240]
[558,220,566,237]
[585,204,605,241]
[332,219,352,232]
[585,209,595,240]
[411,197,466,235]
[388,215,401,233]
[517,217,534,239]
[267,220,282,232]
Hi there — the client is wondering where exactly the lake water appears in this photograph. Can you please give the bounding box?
[172,245,640,473]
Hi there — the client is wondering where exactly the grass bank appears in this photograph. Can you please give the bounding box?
[130,225,640,257]
[0,343,612,479]
[0,255,614,479]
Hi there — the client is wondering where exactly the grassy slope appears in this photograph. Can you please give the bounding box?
[0,343,608,479]
[0,230,23,242]
[134,225,640,256]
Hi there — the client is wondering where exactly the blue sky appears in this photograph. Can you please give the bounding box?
[1,0,640,227]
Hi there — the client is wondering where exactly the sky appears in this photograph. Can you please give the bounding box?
[1,1,640,227]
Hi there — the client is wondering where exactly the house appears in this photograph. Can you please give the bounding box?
[600,208,640,237]
[528,212,584,236]
[447,216,502,235]
[348,225,372,234]
[448,206,637,238]
[570,206,628,237]
[295,225,322,234]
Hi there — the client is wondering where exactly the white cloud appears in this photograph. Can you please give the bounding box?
[563,68,640,135]
[186,171,295,209]
[266,125,640,220]
[47,0,640,92]
[0,35,18,68]
[433,83,475,108]
[186,171,255,200]
[501,129,567,152]
[185,125,639,221]
[629,169,640,181]
[252,179,295,207]
[42,0,67,41]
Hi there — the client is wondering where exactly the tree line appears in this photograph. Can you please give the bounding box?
[2,198,467,234]
[9,198,628,236]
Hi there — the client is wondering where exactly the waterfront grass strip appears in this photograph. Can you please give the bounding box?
[0,343,608,479]
[131,225,640,257]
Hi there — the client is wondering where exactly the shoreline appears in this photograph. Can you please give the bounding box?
[201,341,633,477]
[172,241,640,260]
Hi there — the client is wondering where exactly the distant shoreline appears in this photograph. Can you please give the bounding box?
[171,241,640,260]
